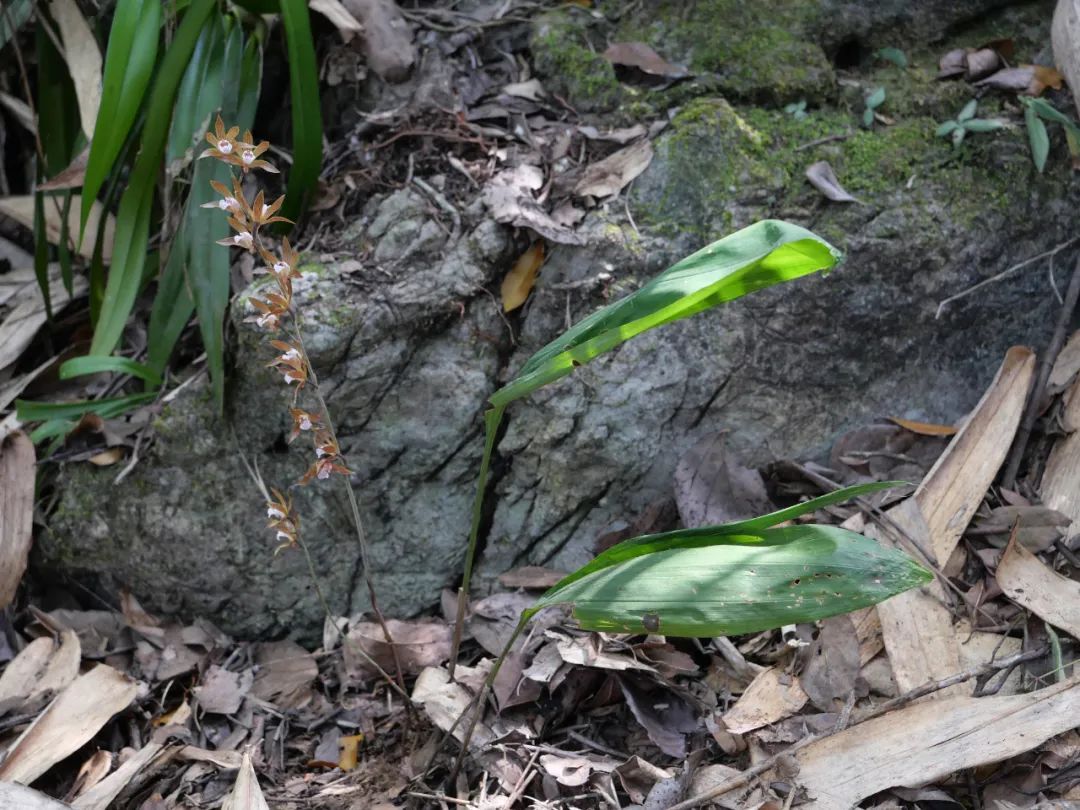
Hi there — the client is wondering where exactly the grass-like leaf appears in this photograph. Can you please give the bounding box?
[1026,103,1050,173]
[17,391,157,423]
[279,0,323,221]
[80,0,161,238]
[59,355,162,386]
[90,0,216,358]
[525,524,931,637]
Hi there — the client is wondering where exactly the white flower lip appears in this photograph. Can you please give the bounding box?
[218,139,233,154]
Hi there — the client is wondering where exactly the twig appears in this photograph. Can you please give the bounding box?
[793,132,854,151]
[1001,253,1080,488]
[935,238,1080,319]
[412,176,461,242]
[664,645,1049,810]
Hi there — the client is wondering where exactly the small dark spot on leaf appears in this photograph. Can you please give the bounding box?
[642,612,661,632]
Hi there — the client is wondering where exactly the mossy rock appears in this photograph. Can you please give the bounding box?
[530,9,623,113]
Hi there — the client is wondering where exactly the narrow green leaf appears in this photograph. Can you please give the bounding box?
[59,355,162,386]
[17,391,157,422]
[874,47,907,69]
[32,188,52,320]
[957,99,977,123]
[862,107,874,128]
[1029,97,1077,128]
[279,0,323,221]
[539,481,903,601]
[29,418,77,444]
[935,120,959,137]
[962,118,1007,133]
[528,524,931,637]
[1027,104,1050,173]
[90,0,216,358]
[866,86,886,110]
[490,220,840,409]
[80,0,161,237]
[951,127,966,147]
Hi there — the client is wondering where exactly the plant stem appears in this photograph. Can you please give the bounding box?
[448,404,506,679]
[294,324,409,700]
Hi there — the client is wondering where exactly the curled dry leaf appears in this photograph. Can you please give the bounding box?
[602,41,687,78]
[976,65,1064,95]
[618,675,698,758]
[541,753,618,786]
[310,0,363,41]
[0,430,34,608]
[482,165,585,245]
[573,139,654,198]
[340,0,415,82]
[501,241,545,312]
[805,161,860,203]
[250,640,317,709]
[194,665,254,715]
[799,615,861,712]
[886,416,958,436]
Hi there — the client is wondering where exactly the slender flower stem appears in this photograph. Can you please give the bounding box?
[293,324,409,700]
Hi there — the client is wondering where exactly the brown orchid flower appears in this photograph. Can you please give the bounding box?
[300,456,352,485]
[234,132,279,174]
[267,340,307,389]
[266,488,300,553]
[288,408,320,443]
[200,115,241,161]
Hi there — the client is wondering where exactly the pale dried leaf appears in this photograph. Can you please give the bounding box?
[793,674,1080,809]
[502,79,546,101]
[70,742,163,810]
[310,0,362,40]
[345,619,452,677]
[0,431,34,608]
[885,416,958,436]
[1049,330,1080,394]
[0,92,34,134]
[0,782,72,809]
[250,640,317,709]
[1042,374,1080,524]
[0,266,88,371]
[721,666,808,734]
[482,166,584,245]
[997,533,1080,638]
[66,750,112,801]
[556,635,655,673]
[578,124,649,144]
[193,666,253,715]
[222,753,268,810]
[573,139,653,198]
[673,432,772,529]
[0,664,136,784]
[0,196,114,261]
[0,629,80,711]
[340,0,415,82]
[540,753,618,786]
[805,161,859,203]
[178,746,245,769]
[497,566,566,589]
[412,665,495,750]
[1054,0,1080,118]
[602,42,687,78]
[618,675,697,758]
[50,0,102,139]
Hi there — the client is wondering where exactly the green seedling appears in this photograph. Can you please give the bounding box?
[874,47,908,69]
[863,86,886,128]
[936,99,1007,147]
[1021,96,1080,173]
[785,100,808,120]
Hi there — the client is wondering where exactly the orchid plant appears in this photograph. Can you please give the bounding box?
[198,117,405,696]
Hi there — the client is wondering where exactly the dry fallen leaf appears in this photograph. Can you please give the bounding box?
[65,750,113,802]
[673,431,772,529]
[0,664,137,784]
[722,666,809,734]
[0,629,81,714]
[573,139,654,198]
[975,64,1062,94]
[39,145,89,191]
[0,195,114,261]
[800,616,861,712]
[0,430,34,609]
[997,532,1080,638]
[805,161,859,203]
[50,0,102,139]
[71,742,164,810]
[0,266,88,374]
[540,752,618,786]
[497,565,566,589]
[618,675,698,758]
[602,42,687,78]
[310,0,363,41]
[345,619,452,677]
[501,241,545,312]
[482,165,585,245]
[250,640,317,709]
[886,416,958,436]
[338,734,363,771]
[0,782,73,810]
[222,753,269,810]
[194,665,254,715]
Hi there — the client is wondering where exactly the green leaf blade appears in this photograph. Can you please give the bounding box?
[279,0,323,222]
[1026,104,1050,173]
[533,524,930,637]
[59,355,162,386]
[490,221,840,409]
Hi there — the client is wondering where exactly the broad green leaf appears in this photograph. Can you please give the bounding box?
[279,0,323,221]
[59,355,162,386]
[874,47,907,69]
[862,107,874,128]
[1026,104,1049,173]
[957,99,977,123]
[540,481,903,601]
[935,120,959,137]
[29,419,77,444]
[866,87,885,110]
[526,524,931,637]
[90,0,216,358]
[1028,97,1079,130]
[490,220,840,409]
[80,0,161,238]
[17,391,156,423]
[951,127,966,147]
[167,13,226,164]
[962,118,1007,133]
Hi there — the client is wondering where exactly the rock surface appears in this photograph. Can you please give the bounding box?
[44,0,1076,639]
